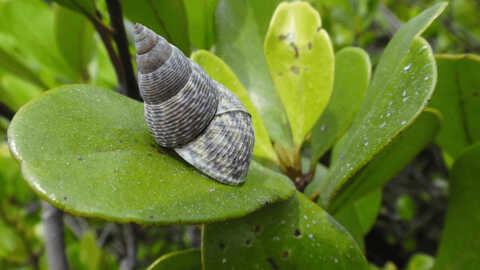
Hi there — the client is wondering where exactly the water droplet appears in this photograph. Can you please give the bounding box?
[222,258,227,264]
[334,258,339,263]
[389,101,393,105]
[308,234,314,239]
[403,64,412,71]
[320,124,327,132]
[304,215,308,220]
[364,142,369,146]
[424,76,430,81]
[402,90,407,97]
[379,122,386,128]
[386,112,391,118]
[273,236,280,241]
[402,97,409,102]
[401,120,407,125]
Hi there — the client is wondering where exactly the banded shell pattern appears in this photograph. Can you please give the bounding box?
[134,24,255,185]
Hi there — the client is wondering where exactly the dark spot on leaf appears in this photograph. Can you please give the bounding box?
[278,34,287,41]
[290,66,300,74]
[282,251,290,259]
[473,91,479,97]
[150,143,156,148]
[316,26,321,32]
[278,72,283,77]
[63,196,67,201]
[426,99,431,103]
[294,229,302,238]
[149,215,154,219]
[267,258,279,270]
[245,239,252,247]
[254,225,261,233]
[219,242,225,250]
[147,153,152,157]
[289,42,299,58]
[77,157,83,161]
[307,42,312,50]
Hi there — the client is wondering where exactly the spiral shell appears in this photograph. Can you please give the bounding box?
[134,24,255,185]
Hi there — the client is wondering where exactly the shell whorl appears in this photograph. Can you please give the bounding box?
[135,23,219,148]
[135,24,255,185]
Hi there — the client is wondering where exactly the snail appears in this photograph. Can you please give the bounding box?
[134,23,255,186]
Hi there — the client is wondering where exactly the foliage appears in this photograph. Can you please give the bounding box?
[1,0,479,269]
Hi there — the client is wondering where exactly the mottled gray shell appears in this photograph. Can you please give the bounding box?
[134,24,255,185]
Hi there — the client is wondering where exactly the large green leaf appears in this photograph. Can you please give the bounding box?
[433,144,480,270]
[310,47,371,164]
[333,189,382,248]
[147,249,200,270]
[191,50,278,164]
[0,0,78,81]
[54,5,95,78]
[7,85,296,225]
[0,47,47,89]
[203,192,368,270]
[51,0,96,17]
[120,0,191,55]
[265,2,334,146]
[215,0,293,147]
[183,0,218,50]
[430,54,480,161]
[0,75,42,111]
[314,2,447,209]
[327,109,441,212]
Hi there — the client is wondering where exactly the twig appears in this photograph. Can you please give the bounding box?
[106,0,141,100]
[42,201,69,270]
[120,224,137,270]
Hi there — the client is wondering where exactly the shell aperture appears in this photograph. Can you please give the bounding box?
[134,23,255,185]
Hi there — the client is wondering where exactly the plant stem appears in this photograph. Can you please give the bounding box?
[120,224,137,270]
[106,0,141,100]
[42,201,69,270]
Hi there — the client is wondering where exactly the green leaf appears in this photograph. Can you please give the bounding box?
[51,0,96,17]
[79,231,103,270]
[333,189,382,248]
[265,1,334,146]
[191,50,278,164]
[303,163,328,198]
[215,0,293,147]
[328,109,441,212]
[7,85,295,225]
[0,0,78,81]
[120,0,191,55]
[310,47,371,164]
[183,0,218,50]
[0,47,47,89]
[433,144,480,270]
[54,5,95,78]
[203,192,368,269]
[396,195,416,222]
[430,54,480,160]
[406,253,434,270]
[314,0,447,209]
[147,249,200,270]
[0,75,42,111]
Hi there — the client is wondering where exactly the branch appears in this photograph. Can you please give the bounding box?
[120,224,137,270]
[106,0,141,100]
[42,201,70,270]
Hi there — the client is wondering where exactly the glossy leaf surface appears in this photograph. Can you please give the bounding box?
[329,109,441,212]
[215,0,293,147]
[430,54,480,160]
[265,1,334,146]
[203,192,368,270]
[311,47,371,164]
[7,85,295,225]
[433,144,480,270]
[121,0,190,55]
[147,249,200,270]
[314,2,446,209]
[191,50,278,163]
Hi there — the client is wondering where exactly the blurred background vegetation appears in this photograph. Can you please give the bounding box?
[0,0,478,269]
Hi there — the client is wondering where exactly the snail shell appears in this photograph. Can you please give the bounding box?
[134,24,255,185]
